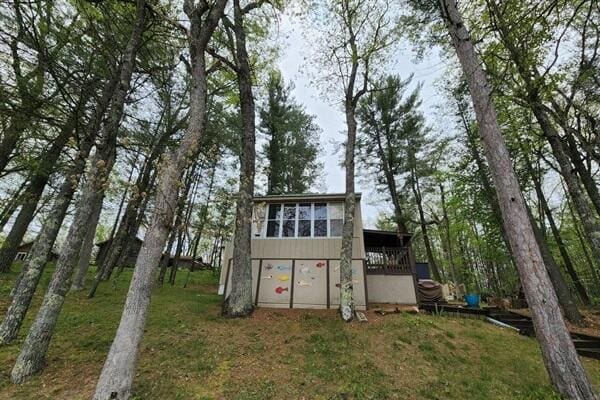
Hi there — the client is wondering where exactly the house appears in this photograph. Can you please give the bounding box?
[95,237,201,269]
[15,242,59,262]
[218,193,418,310]
[95,237,144,267]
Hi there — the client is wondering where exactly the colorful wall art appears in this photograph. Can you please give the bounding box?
[225,258,367,310]
[293,260,327,307]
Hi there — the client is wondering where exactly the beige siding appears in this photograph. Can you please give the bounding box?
[366,275,417,304]
[218,195,369,310]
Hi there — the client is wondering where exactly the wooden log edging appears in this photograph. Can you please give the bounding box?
[420,302,600,360]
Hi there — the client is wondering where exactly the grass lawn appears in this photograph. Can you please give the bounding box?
[1,263,599,399]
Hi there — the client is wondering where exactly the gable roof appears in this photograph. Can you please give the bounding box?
[253,192,362,203]
[95,236,144,247]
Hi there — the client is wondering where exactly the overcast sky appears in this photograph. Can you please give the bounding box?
[276,12,448,228]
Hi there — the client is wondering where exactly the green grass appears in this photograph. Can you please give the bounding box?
[0,263,599,399]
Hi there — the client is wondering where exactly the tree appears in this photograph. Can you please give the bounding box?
[0,72,116,343]
[220,0,266,318]
[407,0,597,397]
[11,0,149,383]
[259,71,321,194]
[483,0,600,268]
[306,0,398,321]
[92,1,228,397]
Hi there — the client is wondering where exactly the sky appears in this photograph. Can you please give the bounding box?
[276,12,448,228]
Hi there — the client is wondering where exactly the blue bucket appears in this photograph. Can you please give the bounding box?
[464,294,480,308]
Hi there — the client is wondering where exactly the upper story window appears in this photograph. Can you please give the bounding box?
[263,202,344,238]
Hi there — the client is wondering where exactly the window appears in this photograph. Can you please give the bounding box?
[314,203,327,237]
[329,203,344,236]
[282,204,296,237]
[266,204,281,237]
[262,201,344,238]
[298,203,312,237]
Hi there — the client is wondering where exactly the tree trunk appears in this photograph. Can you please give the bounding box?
[0,115,76,273]
[169,165,199,285]
[92,2,227,397]
[564,133,600,217]
[157,229,177,286]
[0,112,27,175]
[0,179,27,232]
[222,0,256,318]
[95,124,173,287]
[440,184,458,284]
[520,140,591,306]
[0,134,94,344]
[487,0,600,267]
[527,205,585,326]
[459,100,516,265]
[439,1,597,397]
[568,199,600,288]
[11,0,147,382]
[411,166,442,282]
[70,194,104,290]
[371,121,408,233]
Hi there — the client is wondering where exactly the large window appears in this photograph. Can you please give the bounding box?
[263,202,344,238]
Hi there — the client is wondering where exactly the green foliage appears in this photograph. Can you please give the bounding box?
[259,71,323,195]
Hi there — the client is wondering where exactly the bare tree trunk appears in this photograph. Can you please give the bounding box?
[10,0,147,382]
[520,141,591,306]
[568,199,600,288]
[370,122,408,233]
[459,100,516,265]
[0,133,94,344]
[527,205,585,326]
[70,194,104,290]
[157,229,177,285]
[564,134,600,217]
[96,118,174,287]
[410,165,442,282]
[487,0,600,266]
[439,1,597,397]
[440,184,458,284]
[0,114,77,273]
[223,0,256,318]
[169,165,199,285]
[0,179,27,232]
[92,2,227,397]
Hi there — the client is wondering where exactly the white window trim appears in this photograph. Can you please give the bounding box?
[261,202,344,239]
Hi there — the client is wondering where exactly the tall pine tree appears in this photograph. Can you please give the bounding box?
[259,71,321,195]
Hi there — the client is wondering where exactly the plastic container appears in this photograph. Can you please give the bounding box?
[464,293,480,308]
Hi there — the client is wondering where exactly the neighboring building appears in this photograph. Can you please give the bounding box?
[218,193,418,310]
[15,242,59,262]
[95,237,201,269]
[95,237,144,267]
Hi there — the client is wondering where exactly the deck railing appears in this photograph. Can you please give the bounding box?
[365,246,414,275]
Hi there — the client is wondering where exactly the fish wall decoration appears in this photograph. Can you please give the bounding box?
[275,286,289,294]
[277,275,289,281]
[297,280,312,287]
[264,263,274,270]
[316,261,326,268]
[276,265,290,271]
[262,275,273,279]
[299,267,310,274]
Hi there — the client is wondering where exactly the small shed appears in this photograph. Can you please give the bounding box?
[15,242,59,262]
[96,237,202,269]
[95,237,143,267]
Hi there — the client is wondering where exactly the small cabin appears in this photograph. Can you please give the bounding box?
[95,237,200,269]
[218,193,418,310]
[14,242,59,262]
